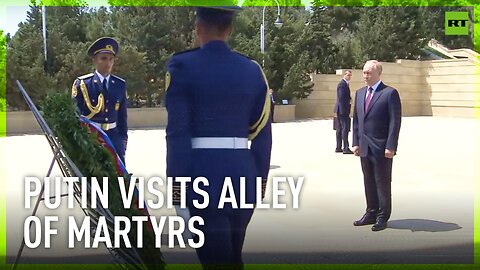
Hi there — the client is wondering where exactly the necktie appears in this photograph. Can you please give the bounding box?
[102,79,108,92]
[365,87,373,112]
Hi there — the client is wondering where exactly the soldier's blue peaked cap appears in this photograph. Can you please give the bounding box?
[87,37,119,57]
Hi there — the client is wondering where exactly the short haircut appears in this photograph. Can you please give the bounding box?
[344,69,352,75]
[195,7,235,33]
[365,60,382,75]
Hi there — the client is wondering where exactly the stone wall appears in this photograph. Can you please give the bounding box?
[6,58,479,135]
[6,107,168,135]
[295,59,479,119]
[6,105,295,135]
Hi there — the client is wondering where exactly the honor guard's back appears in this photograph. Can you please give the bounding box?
[165,40,272,183]
[165,2,272,266]
[166,41,268,138]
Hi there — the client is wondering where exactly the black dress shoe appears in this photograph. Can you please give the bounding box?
[371,220,388,231]
[353,214,377,226]
[343,149,354,154]
[335,148,343,153]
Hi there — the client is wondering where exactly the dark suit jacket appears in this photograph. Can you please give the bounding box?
[352,82,402,158]
[334,79,351,115]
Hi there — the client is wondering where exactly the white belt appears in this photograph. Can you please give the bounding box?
[91,121,117,131]
[191,137,248,149]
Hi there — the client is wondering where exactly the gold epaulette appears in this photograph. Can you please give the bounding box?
[79,79,104,119]
[71,79,78,98]
[249,60,271,140]
[165,71,171,91]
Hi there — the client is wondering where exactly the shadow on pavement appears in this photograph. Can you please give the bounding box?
[388,219,462,232]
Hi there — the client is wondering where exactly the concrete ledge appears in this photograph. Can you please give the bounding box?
[274,105,295,123]
[6,111,40,135]
[300,58,478,119]
[6,108,168,135]
[7,105,296,135]
[128,107,167,128]
[431,107,478,118]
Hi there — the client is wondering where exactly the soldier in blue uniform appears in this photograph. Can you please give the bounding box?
[71,37,128,163]
[165,2,272,269]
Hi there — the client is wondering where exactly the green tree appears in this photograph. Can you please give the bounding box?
[231,6,314,101]
[113,45,149,106]
[354,7,429,62]
[1,30,5,111]
[7,2,91,109]
[332,29,361,69]
[229,7,263,60]
[85,7,114,41]
[421,6,474,50]
[42,6,90,75]
[6,3,153,109]
[379,0,476,51]
[9,0,476,110]
[6,11,53,110]
[279,52,314,101]
[299,6,338,73]
[109,6,195,105]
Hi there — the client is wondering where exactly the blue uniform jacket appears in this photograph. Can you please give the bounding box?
[165,40,272,208]
[71,72,128,157]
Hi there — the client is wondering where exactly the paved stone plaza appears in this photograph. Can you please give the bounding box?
[2,116,478,265]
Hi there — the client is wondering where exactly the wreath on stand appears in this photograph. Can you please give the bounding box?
[42,92,165,270]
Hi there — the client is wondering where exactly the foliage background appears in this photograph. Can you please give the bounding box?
[1,0,477,109]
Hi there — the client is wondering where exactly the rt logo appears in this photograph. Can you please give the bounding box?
[445,12,469,35]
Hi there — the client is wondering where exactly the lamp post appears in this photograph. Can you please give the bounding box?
[260,0,283,67]
[42,6,47,70]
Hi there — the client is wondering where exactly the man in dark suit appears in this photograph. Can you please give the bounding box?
[334,70,353,154]
[269,88,275,122]
[352,60,402,232]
